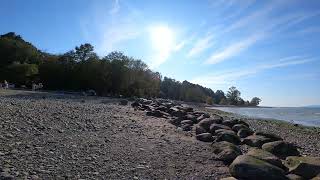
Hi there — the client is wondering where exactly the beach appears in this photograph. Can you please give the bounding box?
[0,90,319,179]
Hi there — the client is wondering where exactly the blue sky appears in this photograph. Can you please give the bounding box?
[1,0,320,107]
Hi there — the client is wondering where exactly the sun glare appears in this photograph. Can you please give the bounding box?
[149,25,174,52]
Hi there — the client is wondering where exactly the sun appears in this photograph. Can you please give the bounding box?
[149,25,175,52]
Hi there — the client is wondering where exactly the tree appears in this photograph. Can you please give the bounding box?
[226,86,241,105]
[0,32,41,67]
[250,97,261,106]
[214,90,226,104]
[1,63,38,86]
[74,43,97,61]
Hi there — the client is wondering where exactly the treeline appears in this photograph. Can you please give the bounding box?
[0,32,261,106]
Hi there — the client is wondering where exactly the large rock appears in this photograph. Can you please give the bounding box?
[255,131,283,141]
[209,124,231,134]
[246,148,286,169]
[243,135,274,148]
[286,174,304,180]
[284,156,320,179]
[184,114,197,123]
[222,120,239,128]
[180,120,193,125]
[229,155,287,180]
[220,177,238,180]
[198,119,219,131]
[215,129,236,136]
[211,141,242,163]
[146,110,164,117]
[196,133,214,142]
[181,124,192,131]
[195,125,207,135]
[196,113,210,122]
[312,174,320,180]
[232,124,249,132]
[237,128,253,138]
[262,141,300,158]
[169,107,187,117]
[216,132,241,145]
[168,117,182,126]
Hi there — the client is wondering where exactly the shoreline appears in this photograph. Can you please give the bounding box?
[0,89,319,179]
[198,106,320,157]
[207,106,320,128]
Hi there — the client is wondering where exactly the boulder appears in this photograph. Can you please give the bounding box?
[222,120,239,128]
[220,177,238,180]
[255,131,283,141]
[242,135,274,148]
[146,110,163,118]
[237,128,254,138]
[195,125,207,135]
[232,124,249,132]
[209,124,231,134]
[131,101,140,108]
[216,132,241,145]
[169,107,187,117]
[184,114,197,123]
[180,120,193,125]
[198,119,218,131]
[211,141,242,163]
[215,129,236,136]
[229,155,287,180]
[181,124,192,131]
[155,106,168,112]
[312,174,320,180]
[196,133,214,142]
[286,174,304,180]
[284,156,320,179]
[196,114,209,122]
[262,141,300,158]
[211,114,224,123]
[168,117,182,126]
[246,148,286,169]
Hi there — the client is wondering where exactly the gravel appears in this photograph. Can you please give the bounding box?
[0,90,229,179]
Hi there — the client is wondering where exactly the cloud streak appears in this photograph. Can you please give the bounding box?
[191,56,314,87]
[205,33,263,64]
[187,34,214,57]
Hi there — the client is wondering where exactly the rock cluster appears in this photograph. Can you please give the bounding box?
[131,98,320,180]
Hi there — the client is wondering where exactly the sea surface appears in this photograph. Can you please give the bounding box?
[210,107,320,127]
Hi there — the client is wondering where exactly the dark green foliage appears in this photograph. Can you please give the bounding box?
[250,97,262,106]
[227,86,241,105]
[0,32,261,106]
[0,63,38,86]
[0,32,41,66]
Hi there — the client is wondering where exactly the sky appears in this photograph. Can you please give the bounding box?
[1,0,320,107]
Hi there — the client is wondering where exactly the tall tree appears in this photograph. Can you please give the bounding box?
[227,86,241,105]
[250,97,262,106]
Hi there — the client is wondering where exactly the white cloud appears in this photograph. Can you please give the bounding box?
[187,34,214,57]
[192,56,314,87]
[109,0,120,15]
[205,33,263,64]
[200,1,320,65]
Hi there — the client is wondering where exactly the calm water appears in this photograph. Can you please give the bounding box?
[210,107,320,127]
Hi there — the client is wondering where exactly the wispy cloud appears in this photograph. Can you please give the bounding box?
[200,1,320,65]
[109,0,120,15]
[205,33,263,64]
[81,0,143,55]
[191,56,314,87]
[187,34,214,57]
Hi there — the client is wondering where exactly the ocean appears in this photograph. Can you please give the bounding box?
[210,107,320,127]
